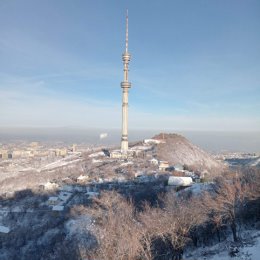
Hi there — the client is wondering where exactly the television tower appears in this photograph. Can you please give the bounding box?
[121,10,131,154]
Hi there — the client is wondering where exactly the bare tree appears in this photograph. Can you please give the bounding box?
[87,191,143,260]
[139,192,205,260]
[201,176,252,242]
[82,171,260,259]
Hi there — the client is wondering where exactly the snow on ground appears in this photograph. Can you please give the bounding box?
[77,175,89,182]
[39,156,82,171]
[43,181,59,190]
[65,215,96,250]
[0,225,10,233]
[18,167,36,172]
[65,215,94,237]
[120,161,133,167]
[92,159,103,163]
[130,145,152,151]
[88,151,105,158]
[144,139,165,144]
[250,157,260,167]
[178,183,213,196]
[185,230,260,260]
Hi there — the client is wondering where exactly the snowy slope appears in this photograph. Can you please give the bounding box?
[154,133,225,176]
[185,230,260,260]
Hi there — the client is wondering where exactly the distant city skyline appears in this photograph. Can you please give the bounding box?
[0,0,259,131]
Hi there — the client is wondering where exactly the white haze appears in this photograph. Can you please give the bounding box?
[0,127,259,153]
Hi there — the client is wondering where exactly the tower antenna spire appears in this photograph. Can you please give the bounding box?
[125,9,128,52]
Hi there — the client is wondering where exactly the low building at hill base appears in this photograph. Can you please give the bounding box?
[168,176,193,187]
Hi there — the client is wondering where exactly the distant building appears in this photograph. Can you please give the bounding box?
[0,150,9,160]
[159,161,169,171]
[12,150,35,158]
[149,158,159,165]
[52,205,64,211]
[12,150,22,158]
[129,145,153,158]
[48,197,59,205]
[55,148,67,157]
[72,144,77,152]
[30,142,39,148]
[58,192,72,202]
[110,150,133,159]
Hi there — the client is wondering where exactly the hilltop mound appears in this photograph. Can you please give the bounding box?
[153,133,225,176]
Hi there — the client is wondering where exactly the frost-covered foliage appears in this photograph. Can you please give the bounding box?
[0,168,259,260]
[85,169,260,260]
[65,214,97,256]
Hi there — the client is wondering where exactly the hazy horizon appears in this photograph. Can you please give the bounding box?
[0,1,259,153]
[0,127,259,153]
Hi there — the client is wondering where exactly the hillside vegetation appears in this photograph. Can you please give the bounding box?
[74,168,260,260]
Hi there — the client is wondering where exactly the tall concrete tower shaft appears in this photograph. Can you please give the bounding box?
[121,10,131,153]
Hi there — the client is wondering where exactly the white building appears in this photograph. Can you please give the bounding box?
[0,225,10,234]
[52,205,64,211]
[159,161,169,171]
[48,197,59,205]
[168,176,193,187]
[149,158,159,165]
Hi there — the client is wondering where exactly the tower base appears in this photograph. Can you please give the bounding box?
[121,139,128,152]
[110,149,134,159]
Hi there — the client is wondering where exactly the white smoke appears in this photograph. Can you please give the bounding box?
[99,133,108,140]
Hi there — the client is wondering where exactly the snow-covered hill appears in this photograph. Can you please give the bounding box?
[153,133,225,176]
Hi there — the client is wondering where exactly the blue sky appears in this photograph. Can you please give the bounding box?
[0,0,259,131]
